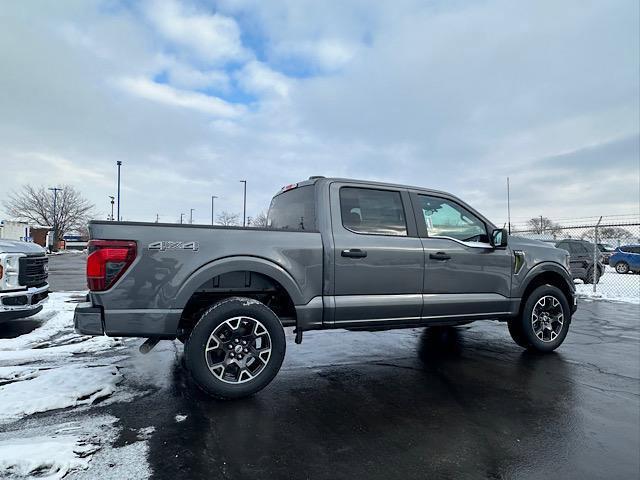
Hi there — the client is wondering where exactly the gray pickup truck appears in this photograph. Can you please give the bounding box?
[75,177,576,399]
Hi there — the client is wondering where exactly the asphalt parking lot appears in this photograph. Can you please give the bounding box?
[2,253,639,479]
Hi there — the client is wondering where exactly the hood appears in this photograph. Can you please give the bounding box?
[509,235,556,250]
[0,239,46,255]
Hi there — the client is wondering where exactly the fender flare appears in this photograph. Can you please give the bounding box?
[172,256,305,310]
[516,262,575,299]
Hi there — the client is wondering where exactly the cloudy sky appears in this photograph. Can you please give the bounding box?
[1,0,638,227]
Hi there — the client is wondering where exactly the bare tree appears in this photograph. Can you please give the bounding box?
[4,185,94,250]
[581,226,634,241]
[526,216,562,235]
[217,211,240,226]
[251,211,268,227]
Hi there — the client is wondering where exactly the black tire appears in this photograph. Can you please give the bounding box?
[185,297,286,399]
[507,318,530,348]
[510,284,571,353]
[615,262,630,274]
[585,267,600,284]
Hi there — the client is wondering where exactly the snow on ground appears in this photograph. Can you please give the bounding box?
[0,364,122,422]
[575,267,640,304]
[0,433,99,479]
[0,292,152,479]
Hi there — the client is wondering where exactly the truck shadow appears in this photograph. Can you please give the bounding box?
[146,327,577,480]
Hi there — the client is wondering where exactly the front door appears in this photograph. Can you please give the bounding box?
[329,183,424,326]
[411,193,512,319]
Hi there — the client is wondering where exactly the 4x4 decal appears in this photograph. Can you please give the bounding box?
[148,241,199,252]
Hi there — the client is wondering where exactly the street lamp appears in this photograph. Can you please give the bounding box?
[48,187,62,251]
[116,161,122,221]
[211,195,218,225]
[239,180,247,227]
[189,208,195,224]
[109,196,115,221]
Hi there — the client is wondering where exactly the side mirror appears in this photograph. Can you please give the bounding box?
[490,228,508,248]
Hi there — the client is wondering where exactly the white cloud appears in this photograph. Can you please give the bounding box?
[0,0,637,226]
[236,61,291,98]
[145,0,248,64]
[115,76,243,117]
[165,62,229,91]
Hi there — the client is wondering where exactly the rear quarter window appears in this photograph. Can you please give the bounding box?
[267,185,316,231]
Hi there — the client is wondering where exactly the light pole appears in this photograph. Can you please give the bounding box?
[109,196,115,221]
[48,187,62,251]
[211,195,218,225]
[189,208,195,224]
[239,180,247,227]
[116,161,122,221]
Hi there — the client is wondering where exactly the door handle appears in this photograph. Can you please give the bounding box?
[341,248,367,258]
[429,252,451,261]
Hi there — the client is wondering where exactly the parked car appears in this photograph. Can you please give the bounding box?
[75,177,577,399]
[555,239,605,284]
[597,243,616,263]
[609,245,640,274]
[0,239,49,321]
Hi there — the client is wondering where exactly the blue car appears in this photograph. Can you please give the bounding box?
[609,245,640,274]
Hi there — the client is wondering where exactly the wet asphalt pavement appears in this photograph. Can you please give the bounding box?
[50,254,640,478]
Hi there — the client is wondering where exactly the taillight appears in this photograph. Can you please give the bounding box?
[87,240,137,291]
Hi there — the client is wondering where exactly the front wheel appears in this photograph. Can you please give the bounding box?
[508,284,571,353]
[185,297,286,399]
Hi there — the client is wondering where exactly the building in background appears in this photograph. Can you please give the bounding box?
[0,220,30,241]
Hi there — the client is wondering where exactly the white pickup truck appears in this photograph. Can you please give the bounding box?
[0,239,49,321]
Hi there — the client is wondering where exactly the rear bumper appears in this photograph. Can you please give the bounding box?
[0,284,49,321]
[74,300,181,337]
[74,301,105,335]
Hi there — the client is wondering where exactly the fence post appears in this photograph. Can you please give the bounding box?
[593,216,602,293]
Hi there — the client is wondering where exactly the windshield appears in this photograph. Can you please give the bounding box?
[267,185,316,231]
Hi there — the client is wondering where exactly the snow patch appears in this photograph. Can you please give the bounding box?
[137,426,156,440]
[575,267,640,304]
[0,365,40,384]
[0,416,118,480]
[0,365,122,422]
[0,434,98,479]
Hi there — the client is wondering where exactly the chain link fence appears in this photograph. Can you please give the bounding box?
[511,216,640,304]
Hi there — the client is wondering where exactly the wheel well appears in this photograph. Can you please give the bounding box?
[520,271,574,315]
[178,271,296,335]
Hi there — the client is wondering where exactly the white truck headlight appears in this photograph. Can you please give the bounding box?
[0,253,24,290]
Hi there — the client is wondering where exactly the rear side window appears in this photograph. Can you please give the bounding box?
[340,187,407,236]
[267,185,316,231]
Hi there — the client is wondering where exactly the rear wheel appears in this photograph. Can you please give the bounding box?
[585,266,600,284]
[185,297,286,399]
[615,262,630,274]
[508,284,571,353]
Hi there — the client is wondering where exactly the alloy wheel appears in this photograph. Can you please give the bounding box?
[531,295,564,343]
[204,316,272,384]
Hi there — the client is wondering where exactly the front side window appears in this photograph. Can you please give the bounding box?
[340,187,407,236]
[267,185,316,231]
[417,195,487,242]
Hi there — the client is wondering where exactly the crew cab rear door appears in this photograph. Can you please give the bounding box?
[327,182,424,326]
[410,192,512,319]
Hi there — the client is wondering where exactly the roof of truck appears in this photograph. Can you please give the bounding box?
[277,176,452,198]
